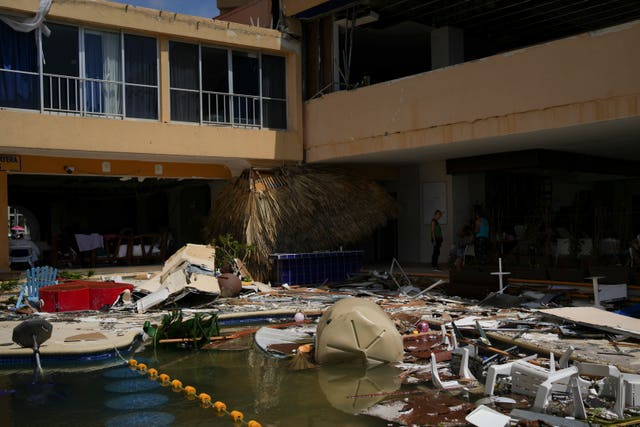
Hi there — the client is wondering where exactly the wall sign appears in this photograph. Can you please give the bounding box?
[422,181,447,225]
[0,154,21,171]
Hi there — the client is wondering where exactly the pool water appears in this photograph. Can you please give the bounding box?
[0,338,400,427]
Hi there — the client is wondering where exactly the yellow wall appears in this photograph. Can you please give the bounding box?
[0,111,301,163]
[0,0,304,167]
[304,21,640,163]
[1,0,295,51]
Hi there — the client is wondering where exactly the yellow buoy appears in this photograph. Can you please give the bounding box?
[128,359,137,367]
[184,385,197,399]
[171,379,183,392]
[213,401,227,413]
[229,410,243,422]
[247,421,262,427]
[137,363,148,374]
[147,368,158,379]
[198,393,211,408]
[158,373,171,386]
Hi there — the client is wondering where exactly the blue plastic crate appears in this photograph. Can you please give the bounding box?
[270,250,364,285]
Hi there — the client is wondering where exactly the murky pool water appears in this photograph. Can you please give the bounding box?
[0,336,401,427]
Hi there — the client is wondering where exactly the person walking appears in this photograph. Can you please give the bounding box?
[431,210,443,271]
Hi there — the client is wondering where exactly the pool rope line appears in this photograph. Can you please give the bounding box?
[127,359,262,427]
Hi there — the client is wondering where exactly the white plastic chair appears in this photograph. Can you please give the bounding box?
[9,247,34,268]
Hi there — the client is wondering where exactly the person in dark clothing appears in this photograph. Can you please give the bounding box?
[431,210,443,270]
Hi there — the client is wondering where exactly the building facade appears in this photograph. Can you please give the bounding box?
[0,0,303,270]
[2,0,640,272]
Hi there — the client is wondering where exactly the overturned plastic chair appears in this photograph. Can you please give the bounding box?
[15,266,58,309]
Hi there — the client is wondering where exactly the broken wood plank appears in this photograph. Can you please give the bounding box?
[539,307,640,339]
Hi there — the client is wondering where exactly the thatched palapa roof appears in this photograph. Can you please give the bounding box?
[205,166,398,281]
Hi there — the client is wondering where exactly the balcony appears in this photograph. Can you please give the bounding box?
[303,20,640,164]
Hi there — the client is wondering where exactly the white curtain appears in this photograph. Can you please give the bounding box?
[101,31,121,115]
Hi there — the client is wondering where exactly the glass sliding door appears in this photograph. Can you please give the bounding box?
[169,41,199,122]
[124,34,158,119]
[201,46,228,124]
[232,51,259,126]
[0,21,39,110]
[84,30,122,116]
[42,23,79,114]
[261,54,286,129]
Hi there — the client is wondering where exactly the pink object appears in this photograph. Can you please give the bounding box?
[294,312,305,323]
[417,321,430,333]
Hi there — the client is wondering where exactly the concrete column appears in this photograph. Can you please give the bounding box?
[431,26,464,69]
[0,171,9,271]
[159,37,171,123]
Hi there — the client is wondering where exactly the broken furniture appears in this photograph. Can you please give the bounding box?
[135,244,220,313]
[12,318,53,381]
[430,346,475,389]
[15,265,58,309]
[315,297,403,365]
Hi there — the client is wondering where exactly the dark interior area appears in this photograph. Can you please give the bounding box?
[8,175,213,268]
[302,0,640,96]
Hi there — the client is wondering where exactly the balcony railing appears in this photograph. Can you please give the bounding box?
[43,73,124,118]
[202,90,261,127]
[1,68,285,129]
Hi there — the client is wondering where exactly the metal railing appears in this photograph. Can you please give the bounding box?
[43,73,124,118]
[202,90,261,127]
[1,68,285,129]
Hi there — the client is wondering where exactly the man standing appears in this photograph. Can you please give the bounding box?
[431,210,443,271]
[474,209,490,266]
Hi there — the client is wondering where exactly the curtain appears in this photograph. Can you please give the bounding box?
[124,34,157,119]
[169,41,199,122]
[85,31,121,115]
[84,32,103,113]
[101,32,122,115]
[0,21,38,109]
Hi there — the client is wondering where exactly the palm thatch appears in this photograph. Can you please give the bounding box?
[205,165,398,281]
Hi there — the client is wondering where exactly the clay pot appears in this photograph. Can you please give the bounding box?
[217,273,242,297]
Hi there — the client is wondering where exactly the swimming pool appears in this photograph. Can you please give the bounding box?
[0,338,398,427]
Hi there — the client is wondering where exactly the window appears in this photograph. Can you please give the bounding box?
[232,51,260,126]
[0,22,158,119]
[201,46,228,124]
[84,29,122,116]
[169,42,287,129]
[0,21,39,109]
[42,23,80,113]
[125,34,158,119]
[169,41,199,122]
[261,54,287,129]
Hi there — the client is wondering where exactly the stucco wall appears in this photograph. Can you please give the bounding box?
[304,20,640,162]
[0,111,301,163]
[0,0,304,165]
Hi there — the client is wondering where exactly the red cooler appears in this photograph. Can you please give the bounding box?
[39,283,90,312]
[88,282,134,310]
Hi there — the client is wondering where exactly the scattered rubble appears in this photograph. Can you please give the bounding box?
[2,255,640,426]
